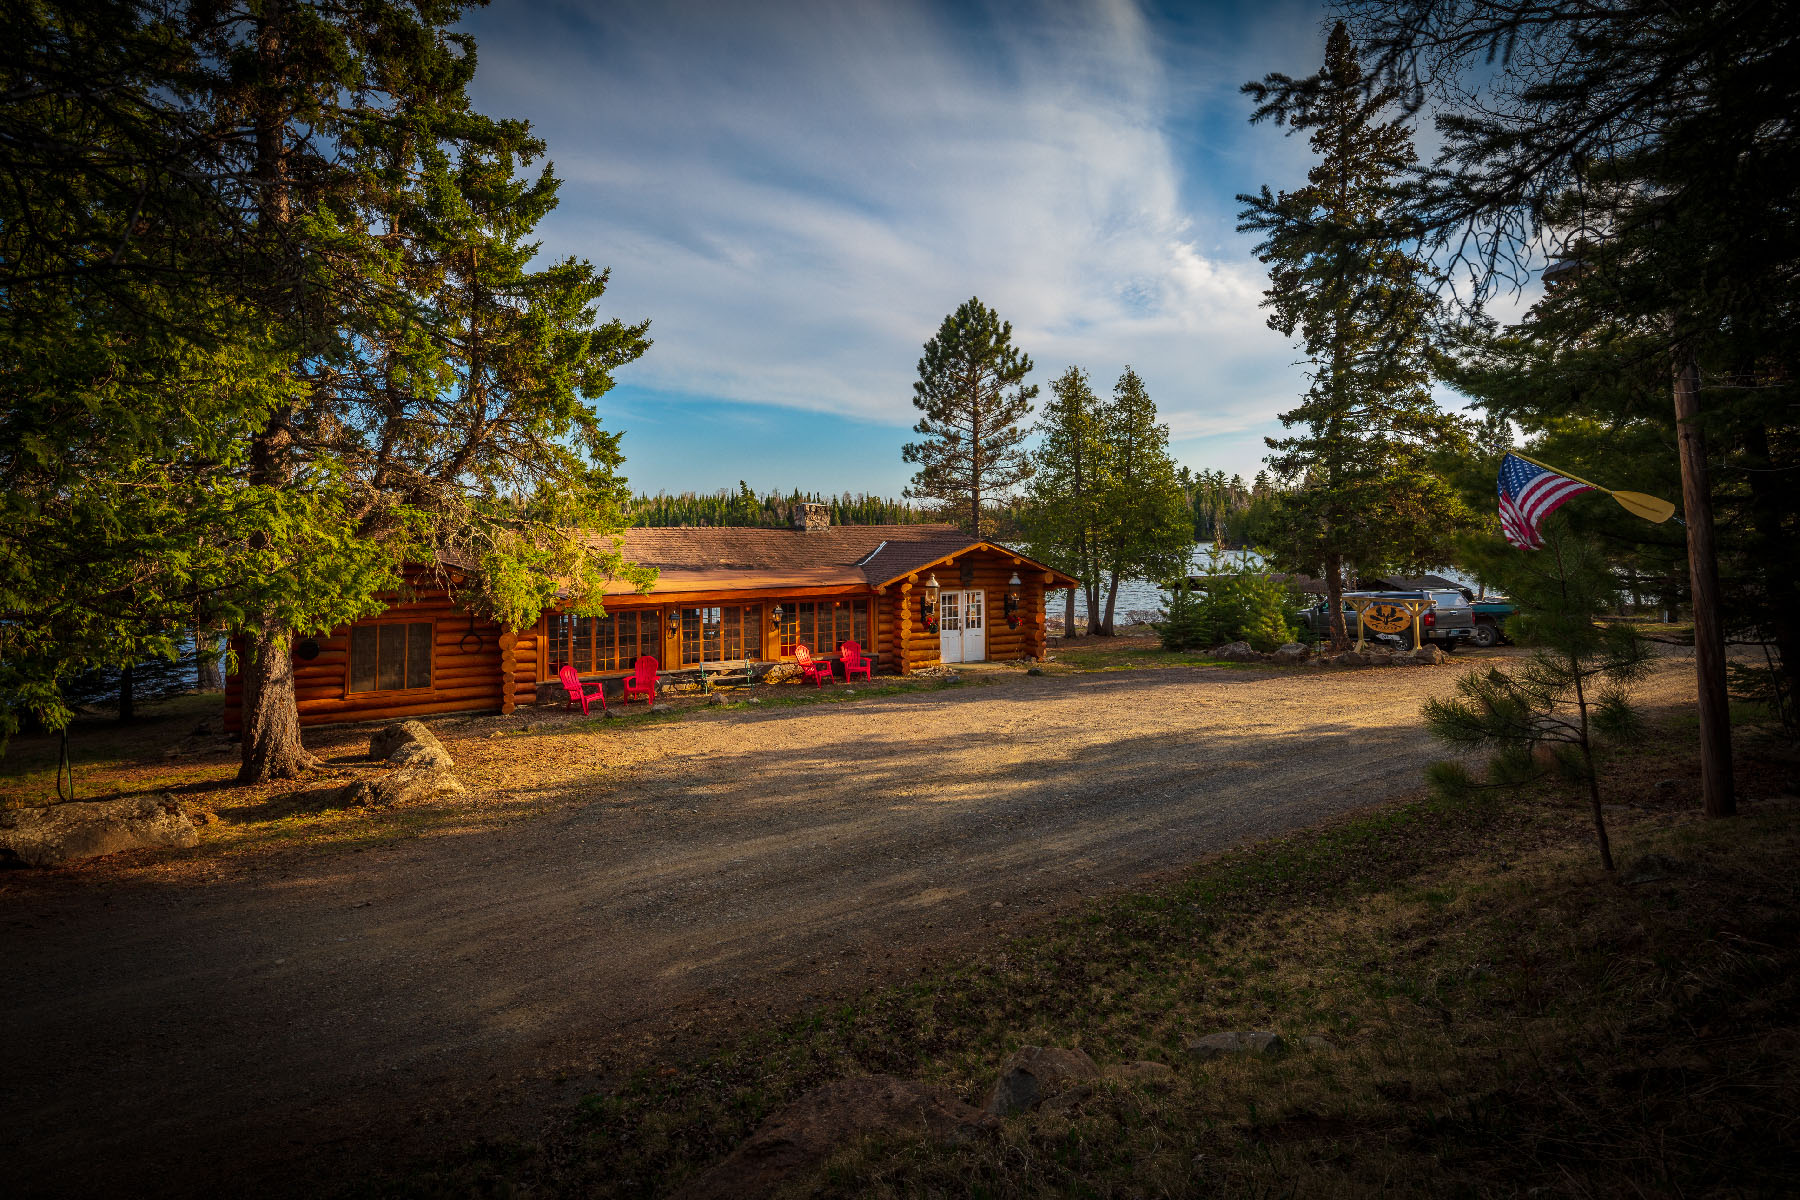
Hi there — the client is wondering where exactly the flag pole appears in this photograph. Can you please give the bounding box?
[1512,451,1606,494]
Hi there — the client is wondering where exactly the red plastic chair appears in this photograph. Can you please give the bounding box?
[793,644,835,687]
[622,655,659,706]
[840,640,873,681]
[558,664,606,715]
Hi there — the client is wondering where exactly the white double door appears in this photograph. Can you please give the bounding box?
[937,589,986,663]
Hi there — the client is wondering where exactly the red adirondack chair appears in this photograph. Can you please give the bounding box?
[793,644,835,687]
[839,640,873,681]
[622,655,659,706]
[558,663,606,715]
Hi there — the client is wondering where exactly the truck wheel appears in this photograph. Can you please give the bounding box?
[1471,621,1499,649]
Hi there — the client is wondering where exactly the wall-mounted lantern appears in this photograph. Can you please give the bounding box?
[771,603,784,629]
[922,573,940,631]
[666,608,681,636]
[1005,571,1022,628]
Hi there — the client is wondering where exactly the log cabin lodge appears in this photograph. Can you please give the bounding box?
[224,504,1078,729]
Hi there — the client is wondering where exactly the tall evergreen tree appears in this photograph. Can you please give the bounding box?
[902,297,1037,535]
[1023,367,1111,638]
[1304,0,1800,818]
[1238,21,1468,646]
[1092,368,1193,635]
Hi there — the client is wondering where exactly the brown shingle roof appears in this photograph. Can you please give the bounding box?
[596,523,1003,596]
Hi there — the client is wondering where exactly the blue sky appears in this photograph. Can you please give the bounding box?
[462,0,1347,498]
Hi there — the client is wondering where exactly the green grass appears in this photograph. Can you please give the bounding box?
[1048,637,1271,673]
[394,718,1800,1199]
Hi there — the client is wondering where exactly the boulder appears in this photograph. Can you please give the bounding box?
[1103,1060,1177,1089]
[760,663,802,684]
[368,721,453,769]
[0,794,198,868]
[1339,651,1367,667]
[337,767,466,808]
[675,1076,994,1200]
[1273,642,1309,663]
[984,1046,1100,1117]
[1214,641,1260,662]
[1184,1031,1285,1060]
[1299,1036,1340,1053]
[1412,645,1447,665]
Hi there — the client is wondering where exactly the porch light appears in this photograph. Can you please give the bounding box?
[771,603,784,628]
[1005,572,1022,626]
[666,609,680,635]
[922,573,940,618]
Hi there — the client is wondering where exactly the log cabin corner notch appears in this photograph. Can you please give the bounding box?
[224,509,1077,729]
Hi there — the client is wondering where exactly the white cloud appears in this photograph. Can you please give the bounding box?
[466,0,1331,475]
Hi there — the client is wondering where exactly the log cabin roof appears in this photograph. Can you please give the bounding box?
[593,524,1074,596]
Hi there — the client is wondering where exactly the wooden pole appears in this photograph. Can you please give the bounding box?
[1673,347,1734,818]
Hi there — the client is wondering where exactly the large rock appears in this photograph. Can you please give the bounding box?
[984,1045,1100,1117]
[0,794,198,868]
[676,1076,994,1200]
[758,662,802,685]
[1413,644,1447,665]
[367,720,453,769]
[1184,1031,1286,1060]
[1214,641,1260,662]
[337,767,466,808]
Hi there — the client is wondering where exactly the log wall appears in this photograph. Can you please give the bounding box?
[885,548,1060,674]
[224,575,508,731]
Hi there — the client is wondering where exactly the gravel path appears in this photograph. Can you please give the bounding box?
[0,656,1695,1195]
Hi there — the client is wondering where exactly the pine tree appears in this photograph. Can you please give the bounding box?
[1023,367,1111,637]
[1423,521,1653,871]
[1092,368,1193,635]
[1237,21,1469,647]
[902,297,1037,535]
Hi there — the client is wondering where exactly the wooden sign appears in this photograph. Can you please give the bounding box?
[1348,598,1428,651]
[1361,603,1415,635]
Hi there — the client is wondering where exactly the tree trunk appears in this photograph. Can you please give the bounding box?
[1673,348,1734,818]
[237,628,314,782]
[196,627,224,692]
[1063,586,1076,640]
[238,7,311,784]
[118,664,134,723]
[1102,570,1120,635]
[1324,550,1348,648]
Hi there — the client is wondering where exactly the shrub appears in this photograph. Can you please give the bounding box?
[1159,571,1298,652]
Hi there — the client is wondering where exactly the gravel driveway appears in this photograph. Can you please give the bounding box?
[0,657,1694,1196]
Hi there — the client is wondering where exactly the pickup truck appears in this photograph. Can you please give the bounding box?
[1470,597,1515,648]
[1301,589,1479,649]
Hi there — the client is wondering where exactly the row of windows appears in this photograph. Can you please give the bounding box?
[349,622,432,694]
[546,609,661,675]
[778,599,869,658]
[340,597,880,694]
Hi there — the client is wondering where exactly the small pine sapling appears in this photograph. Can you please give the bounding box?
[1422,523,1652,870]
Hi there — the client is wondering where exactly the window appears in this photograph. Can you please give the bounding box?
[779,599,868,657]
[680,604,761,666]
[349,621,432,693]
[547,609,661,675]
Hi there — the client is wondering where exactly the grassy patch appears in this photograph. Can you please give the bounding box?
[398,720,1800,1198]
[1048,635,1268,673]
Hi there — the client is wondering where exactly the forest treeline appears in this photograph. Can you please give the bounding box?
[629,475,1267,541]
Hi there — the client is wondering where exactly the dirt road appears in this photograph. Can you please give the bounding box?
[0,658,1696,1195]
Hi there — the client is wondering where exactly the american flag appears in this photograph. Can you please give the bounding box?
[1497,452,1593,549]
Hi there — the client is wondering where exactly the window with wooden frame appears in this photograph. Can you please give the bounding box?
[679,604,761,666]
[348,621,433,694]
[546,609,661,675]
[778,599,868,657]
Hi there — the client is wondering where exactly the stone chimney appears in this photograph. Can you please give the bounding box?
[791,502,831,532]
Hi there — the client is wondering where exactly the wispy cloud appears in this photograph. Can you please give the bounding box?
[464,0,1336,485]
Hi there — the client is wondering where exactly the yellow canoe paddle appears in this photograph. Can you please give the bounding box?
[1514,452,1677,524]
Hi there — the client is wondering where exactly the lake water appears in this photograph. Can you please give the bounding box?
[1040,546,1263,631]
